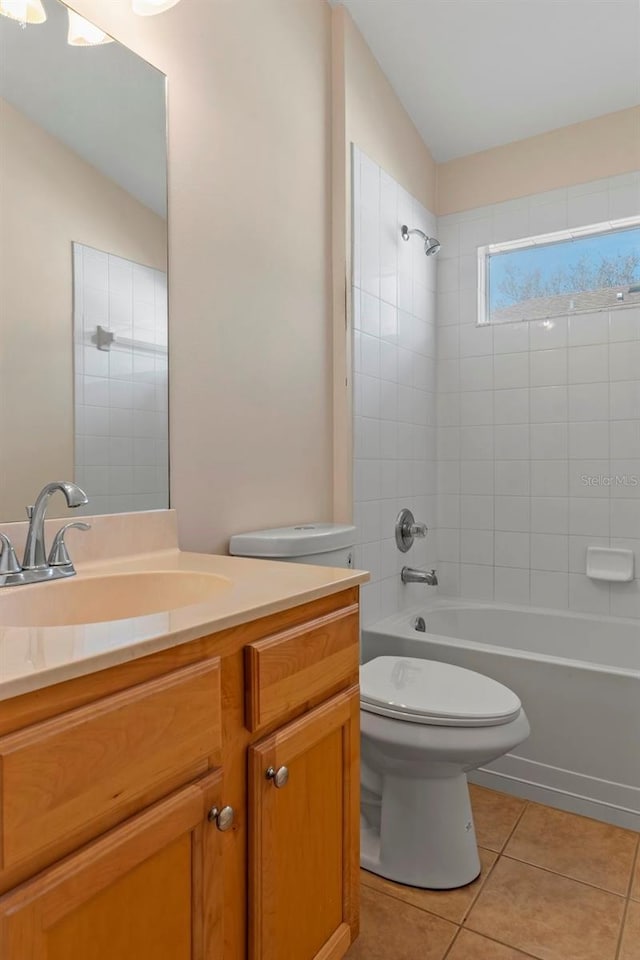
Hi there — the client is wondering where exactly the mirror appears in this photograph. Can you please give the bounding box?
[0,0,168,521]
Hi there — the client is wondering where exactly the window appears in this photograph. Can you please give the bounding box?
[478,217,640,325]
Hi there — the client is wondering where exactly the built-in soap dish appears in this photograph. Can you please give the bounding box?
[586,547,634,582]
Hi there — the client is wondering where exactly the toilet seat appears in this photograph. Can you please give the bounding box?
[360,656,522,727]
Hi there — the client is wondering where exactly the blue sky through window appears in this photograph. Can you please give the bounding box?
[489,225,640,311]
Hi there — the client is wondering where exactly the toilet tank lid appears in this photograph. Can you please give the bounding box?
[229,523,356,558]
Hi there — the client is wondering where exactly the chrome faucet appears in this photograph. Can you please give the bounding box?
[23,481,88,570]
[401,567,438,586]
[0,481,90,588]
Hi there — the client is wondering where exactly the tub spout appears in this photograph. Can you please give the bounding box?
[401,567,438,586]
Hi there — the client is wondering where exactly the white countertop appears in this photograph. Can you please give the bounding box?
[0,549,368,702]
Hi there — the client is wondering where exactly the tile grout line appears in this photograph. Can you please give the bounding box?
[489,792,640,900]
[360,847,498,926]
[440,923,463,960]
[496,852,632,900]
[498,796,531,853]
[449,926,543,960]
[459,848,501,924]
[614,896,631,960]
[359,864,488,926]
[358,875,462,925]
[459,797,530,929]
[624,834,639,899]
[614,836,640,960]
[359,789,639,959]
[357,787,640,959]
[463,796,633,958]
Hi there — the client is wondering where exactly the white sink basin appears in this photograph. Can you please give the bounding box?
[0,571,231,627]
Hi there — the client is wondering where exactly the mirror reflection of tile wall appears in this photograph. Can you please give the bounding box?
[0,0,167,520]
[73,243,169,515]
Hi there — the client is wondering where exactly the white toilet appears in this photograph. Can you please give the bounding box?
[229,524,530,891]
[360,656,529,889]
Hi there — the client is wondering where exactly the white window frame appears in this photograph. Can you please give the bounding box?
[477,215,640,326]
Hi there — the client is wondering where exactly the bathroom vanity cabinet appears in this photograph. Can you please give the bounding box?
[0,586,360,960]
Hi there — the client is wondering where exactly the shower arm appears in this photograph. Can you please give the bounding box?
[400,224,441,256]
[401,225,428,242]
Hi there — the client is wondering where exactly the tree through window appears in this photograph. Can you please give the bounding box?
[478,219,640,325]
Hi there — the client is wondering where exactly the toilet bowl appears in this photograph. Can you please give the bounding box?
[228,525,529,890]
[360,656,530,890]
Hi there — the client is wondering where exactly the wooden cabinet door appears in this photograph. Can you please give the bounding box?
[0,771,225,960]
[249,686,360,960]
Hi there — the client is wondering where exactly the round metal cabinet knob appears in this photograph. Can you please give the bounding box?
[266,765,289,789]
[208,805,235,831]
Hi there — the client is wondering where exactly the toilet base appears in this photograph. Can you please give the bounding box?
[361,772,481,889]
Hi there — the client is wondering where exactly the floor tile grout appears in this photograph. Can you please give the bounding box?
[498,796,530,854]
[497,852,633,900]
[458,799,529,930]
[518,797,640,837]
[615,840,640,959]
[452,925,543,960]
[358,877,459,926]
[354,787,640,960]
[624,834,639,899]
[614,903,627,960]
[360,845,497,925]
[440,923,462,960]
[459,847,500,924]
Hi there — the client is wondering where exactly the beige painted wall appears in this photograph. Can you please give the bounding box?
[47,1,636,556]
[437,106,640,215]
[341,7,437,213]
[61,1,436,546]
[64,0,334,555]
[0,97,166,522]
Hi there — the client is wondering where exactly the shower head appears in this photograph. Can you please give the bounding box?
[401,224,441,256]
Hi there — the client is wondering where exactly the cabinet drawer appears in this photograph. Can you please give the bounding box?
[244,604,359,731]
[0,658,221,872]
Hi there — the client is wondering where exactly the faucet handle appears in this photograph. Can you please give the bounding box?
[409,522,428,538]
[0,533,22,575]
[395,508,429,553]
[25,505,34,520]
[48,522,91,567]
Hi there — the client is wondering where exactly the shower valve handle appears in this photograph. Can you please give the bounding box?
[395,508,429,553]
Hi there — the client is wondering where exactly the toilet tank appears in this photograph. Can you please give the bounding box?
[229,523,356,569]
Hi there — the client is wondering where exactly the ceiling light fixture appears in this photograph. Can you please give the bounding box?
[67,8,114,45]
[0,0,46,25]
[131,0,181,15]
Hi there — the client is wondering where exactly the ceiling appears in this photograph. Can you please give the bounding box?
[339,0,640,162]
[0,0,167,217]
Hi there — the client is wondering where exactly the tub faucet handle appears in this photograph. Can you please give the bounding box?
[410,522,428,538]
[395,508,429,553]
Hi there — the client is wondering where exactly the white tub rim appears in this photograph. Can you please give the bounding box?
[363,597,640,680]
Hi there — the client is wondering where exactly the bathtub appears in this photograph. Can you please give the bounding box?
[362,600,640,831]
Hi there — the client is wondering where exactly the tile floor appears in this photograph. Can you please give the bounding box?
[347,784,640,960]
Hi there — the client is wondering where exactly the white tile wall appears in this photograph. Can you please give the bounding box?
[352,147,437,625]
[436,172,640,617]
[73,243,169,516]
